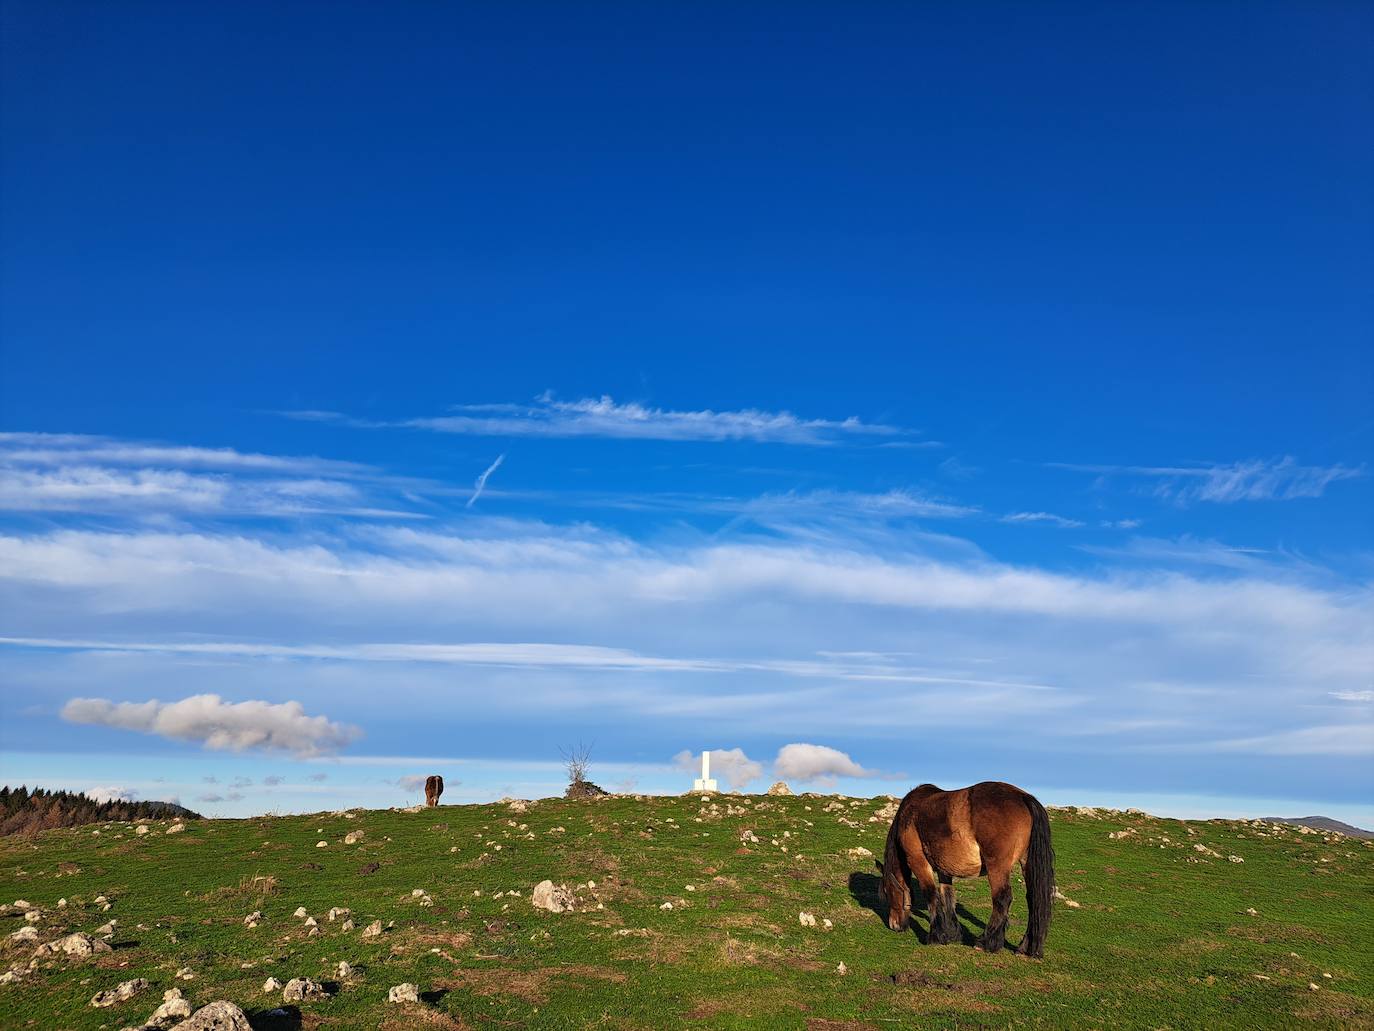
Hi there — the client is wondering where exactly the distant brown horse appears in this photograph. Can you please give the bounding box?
[424,775,443,807]
[880,781,1054,957]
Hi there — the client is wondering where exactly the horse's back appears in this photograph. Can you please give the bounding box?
[903,781,1036,875]
[967,781,1035,862]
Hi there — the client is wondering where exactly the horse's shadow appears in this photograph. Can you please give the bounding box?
[248,1005,301,1031]
[847,872,986,946]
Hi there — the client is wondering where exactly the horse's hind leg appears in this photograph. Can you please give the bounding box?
[978,862,1014,953]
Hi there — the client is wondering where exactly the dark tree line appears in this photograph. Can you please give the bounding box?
[0,786,202,837]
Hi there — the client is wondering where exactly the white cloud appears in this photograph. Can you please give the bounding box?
[290,394,908,445]
[395,775,428,792]
[1331,691,1374,703]
[1054,457,1363,504]
[672,747,763,789]
[86,784,138,803]
[773,743,875,783]
[60,694,360,757]
[263,775,286,786]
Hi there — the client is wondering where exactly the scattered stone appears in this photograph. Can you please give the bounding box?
[341,918,355,931]
[316,841,328,848]
[531,880,575,914]
[23,911,40,924]
[136,826,149,836]
[176,1000,253,1031]
[1228,855,1245,864]
[91,977,149,1007]
[176,966,195,980]
[293,906,308,918]
[282,977,326,1002]
[508,800,530,813]
[262,977,283,993]
[836,962,848,975]
[1245,908,1259,916]
[343,831,364,845]
[361,920,383,938]
[57,899,67,908]
[0,970,22,984]
[740,830,760,844]
[143,987,192,1028]
[336,961,354,978]
[767,781,792,796]
[872,800,899,822]
[328,907,350,922]
[845,847,873,860]
[1193,844,1222,858]
[45,932,112,956]
[97,920,117,936]
[799,912,817,927]
[243,911,262,926]
[411,889,425,897]
[303,917,318,928]
[166,823,185,835]
[388,982,420,1003]
[660,902,674,911]
[1108,829,1136,840]
[12,901,31,911]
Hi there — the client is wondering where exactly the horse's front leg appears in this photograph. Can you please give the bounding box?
[928,872,961,944]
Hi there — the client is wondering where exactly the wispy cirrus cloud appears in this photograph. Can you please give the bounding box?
[1053,456,1363,504]
[1000,511,1085,529]
[0,433,423,519]
[61,694,360,757]
[283,394,909,446]
[0,432,367,476]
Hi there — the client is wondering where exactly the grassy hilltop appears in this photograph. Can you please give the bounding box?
[1,794,1371,1029]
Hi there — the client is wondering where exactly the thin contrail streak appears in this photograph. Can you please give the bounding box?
[467,453,506,508]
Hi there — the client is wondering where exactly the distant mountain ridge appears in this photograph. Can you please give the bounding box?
[1262,815,1374,839]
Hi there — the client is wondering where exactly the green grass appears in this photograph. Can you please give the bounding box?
[2,796,1371,1029]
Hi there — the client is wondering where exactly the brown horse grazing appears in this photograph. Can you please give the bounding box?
[424,775,443,807]
[880,781,1054,958]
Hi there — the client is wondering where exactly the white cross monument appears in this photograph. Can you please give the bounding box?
[692,750,718,793]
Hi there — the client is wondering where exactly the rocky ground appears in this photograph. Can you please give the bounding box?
[1,793,1371,1028]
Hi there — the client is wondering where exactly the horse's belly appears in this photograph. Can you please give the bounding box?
[925,837,982,878]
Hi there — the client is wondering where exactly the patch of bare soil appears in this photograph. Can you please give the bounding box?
[1292,992,1374,1029]
[379,1008,471,1030]
[879,970,1002,1015]
[441,963,627,1005]
[806,1020,880,1031]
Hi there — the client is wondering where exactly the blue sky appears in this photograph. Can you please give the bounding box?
[1,3,1371,823]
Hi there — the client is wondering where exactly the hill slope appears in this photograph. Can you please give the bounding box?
[1262,816,1374,840]
[1,795,1371,1029]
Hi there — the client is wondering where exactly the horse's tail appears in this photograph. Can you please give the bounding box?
[1021,792,1054,958]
